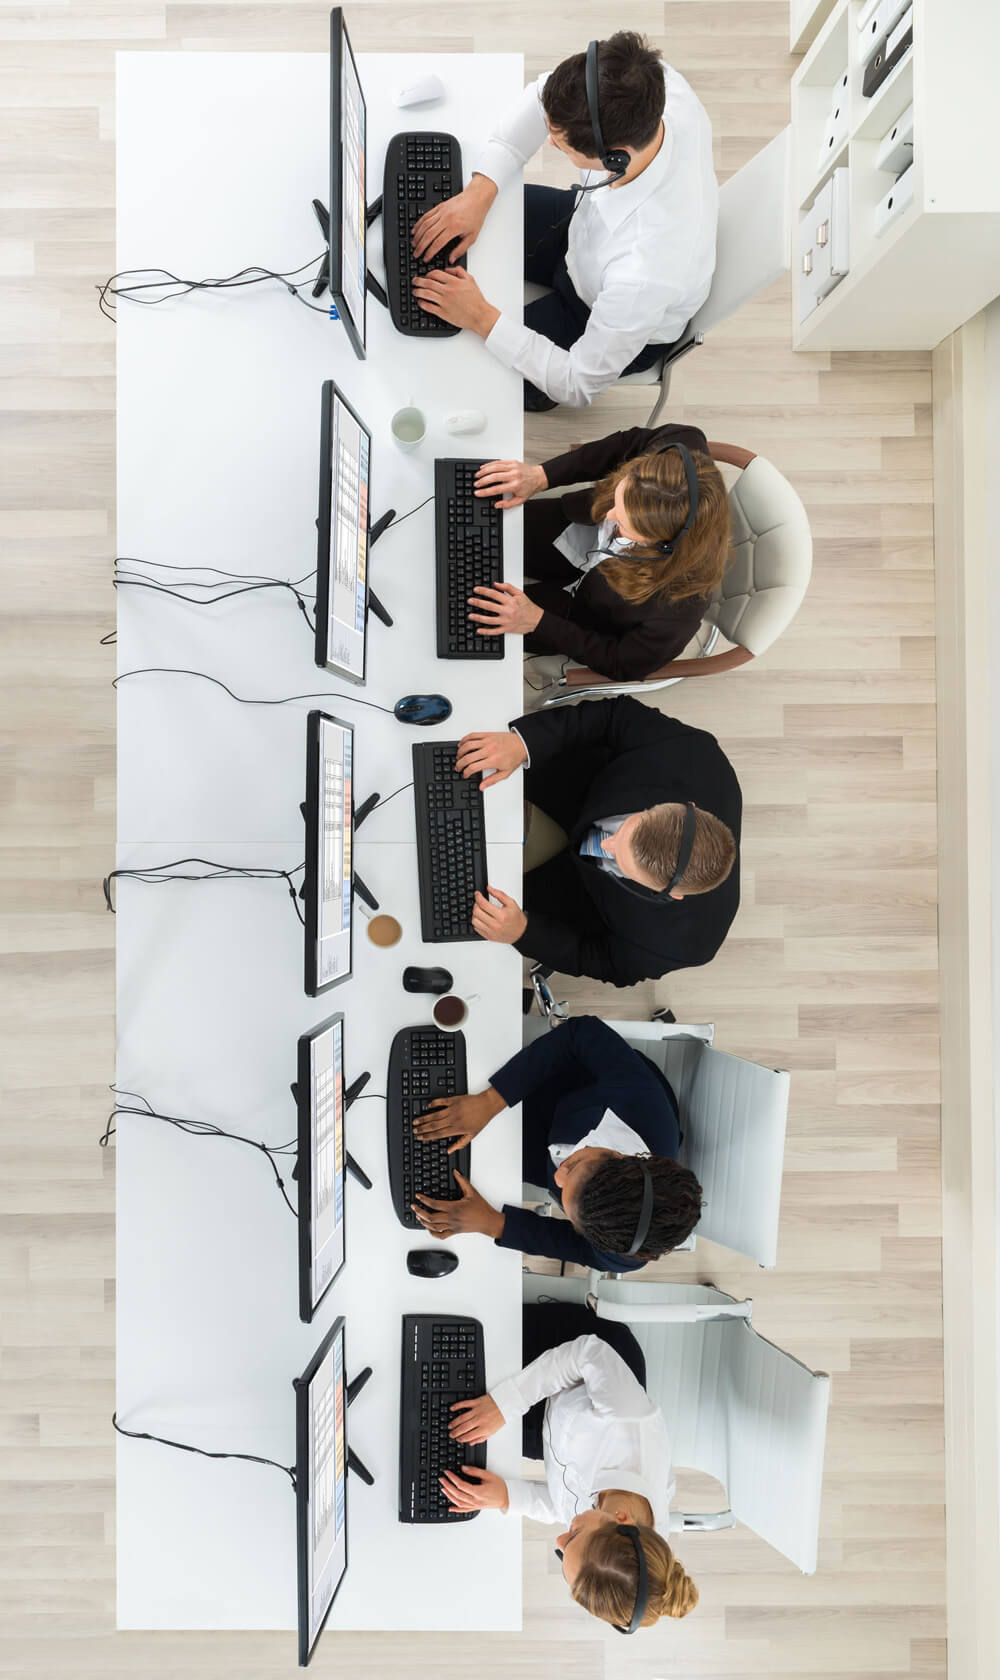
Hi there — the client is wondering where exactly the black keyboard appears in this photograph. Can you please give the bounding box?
[383,131,465,336]
[412,741,487,942]
[387,1025,470,1229]
[399,1314,486,1523]
[435,458,505,660]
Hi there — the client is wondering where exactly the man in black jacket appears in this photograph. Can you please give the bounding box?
[458,695,741,987]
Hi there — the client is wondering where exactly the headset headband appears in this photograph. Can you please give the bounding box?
[667,802,697,894]
[585,41,630,183]
[612,1523,650,1634]
[648,441,700,556]
[624,1157,655,1257]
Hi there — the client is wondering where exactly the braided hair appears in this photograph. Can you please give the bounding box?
[576,1155,703,1260]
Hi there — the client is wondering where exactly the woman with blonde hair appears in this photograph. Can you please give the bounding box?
[437,1302,698,1632]
[467,421,730,683]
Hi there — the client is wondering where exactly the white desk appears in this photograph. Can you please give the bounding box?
[115,49,527,1634]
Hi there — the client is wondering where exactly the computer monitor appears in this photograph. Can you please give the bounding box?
[295,1316,349,1666]
[295,1013,346,1323]
[329,8,367,360]
[315,380,370,682]
[304,711,354,996]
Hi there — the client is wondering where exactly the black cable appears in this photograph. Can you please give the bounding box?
[112,1412,297,1490]
[379,494,433,530]
[111,667,398,718]
[116,556,317,588]
[100,1092,299,1216]
[102,856,305,923]
[98,253,331,325]
[360,781,412,820]
[112,573,316,634]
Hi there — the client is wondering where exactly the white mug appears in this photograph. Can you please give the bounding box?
[391,405,426,451]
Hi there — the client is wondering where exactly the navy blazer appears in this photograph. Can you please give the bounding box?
[489,1015,680,1272]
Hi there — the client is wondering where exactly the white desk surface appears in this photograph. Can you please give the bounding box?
[115,49,527,1634]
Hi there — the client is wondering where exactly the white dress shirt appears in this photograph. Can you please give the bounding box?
[473,65,718,407]
[553,514,628,591]
[548,1106,649,1167]
[490,1334,675,1528]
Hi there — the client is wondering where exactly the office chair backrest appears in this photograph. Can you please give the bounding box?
[592,1278,830,1573]
[689,125,792,340]
[705,452,813,658]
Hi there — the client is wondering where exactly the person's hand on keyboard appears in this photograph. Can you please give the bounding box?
[448,1394,505,1445]
[471,887,527,945]
[456,730,527,788]
[411,175,497,262]
[474,459,548,510]
[439,1467,509,1514]
[468,581,543,638]
[411,1171,505,1241]
[412,265,500,337]
[412,1088,505,1153]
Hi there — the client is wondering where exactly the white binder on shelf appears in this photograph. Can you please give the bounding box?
[817,71,849,170]
[856,0,881,29]
[857,0,910,57]
[877,101,914,174]
[874,165,915,237]
[798,166,850,322]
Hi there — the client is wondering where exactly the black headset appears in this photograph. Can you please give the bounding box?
[668,801,698,893]
[624,1158,655,1256]
[585,441,701,566]
[585,40,631,185]
[613,1523,651,1634]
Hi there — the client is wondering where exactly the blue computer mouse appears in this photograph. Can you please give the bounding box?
[393,694,453,726]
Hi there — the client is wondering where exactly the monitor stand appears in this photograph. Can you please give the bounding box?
[288,1073,374,1192]
[310,198,388,309]
[345,1365,375,1484]
[366,509,396,627]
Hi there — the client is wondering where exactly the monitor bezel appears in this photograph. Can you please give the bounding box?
[304,709,355,998]
[315,378,372,685]
[329,8,367,361]
[294,1314,349,1667]
[295,1011,347,1324]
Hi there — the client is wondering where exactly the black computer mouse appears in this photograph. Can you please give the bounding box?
[393,694,453,726]
[403,965,454,995]
[407,1249,459,1279]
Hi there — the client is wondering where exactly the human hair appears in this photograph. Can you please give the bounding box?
[541,32,666,156]
[631,803,736,895]
[589,449,730,606]
[576,1155,703,1260]
[572,1523,698,1628]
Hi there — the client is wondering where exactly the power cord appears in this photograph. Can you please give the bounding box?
[98,252,332,324]
[112,1412,297,1490]
[111,667,398,718]
[100,1087,300,1216]
[101,857,305,921]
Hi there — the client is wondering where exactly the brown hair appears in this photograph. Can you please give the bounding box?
[541,32,666,155]
[589,449,730,606]
[572,1523,698,1628]
[632,804,736,895]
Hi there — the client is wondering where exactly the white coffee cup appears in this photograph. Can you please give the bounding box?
[391,405,426,451]
[432,994,470,1032]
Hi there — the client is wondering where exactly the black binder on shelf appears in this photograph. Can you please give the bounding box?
[862,8,912,98]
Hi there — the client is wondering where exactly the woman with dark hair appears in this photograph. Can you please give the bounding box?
[436,1302,699,1633]
[465,421,730,682]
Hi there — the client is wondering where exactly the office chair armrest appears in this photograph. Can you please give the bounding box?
[669,1510,737,1534]
[659,331,704,371]
[707,440,757,470]
[562,645,754,688]
[589,1298,754,1325]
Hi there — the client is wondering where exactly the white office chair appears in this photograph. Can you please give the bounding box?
[522,1270,830,1573]
[521,1015,789,1268]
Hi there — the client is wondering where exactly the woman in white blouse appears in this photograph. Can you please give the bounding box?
[438,1303,698,1632]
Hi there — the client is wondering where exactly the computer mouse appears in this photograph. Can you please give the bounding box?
[403,965,454,995]
[393,694,453,726]
[393,73,446,109]
[407,1249,459,1279]
[445,409,487,436]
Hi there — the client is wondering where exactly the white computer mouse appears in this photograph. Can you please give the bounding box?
[393,73,446,109]
[444,409,488,436]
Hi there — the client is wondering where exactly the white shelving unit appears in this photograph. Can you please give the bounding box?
[790,0,839,54]
[790,0,1000,351]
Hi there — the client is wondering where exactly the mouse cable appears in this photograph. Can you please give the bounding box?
[100,1087,298,1217]
[97,252,331,324]
[102,856,305,922]
[112,1412,297,1490]
[111,667,398,718]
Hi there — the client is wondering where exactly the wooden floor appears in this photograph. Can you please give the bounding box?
[0,2,943,1676]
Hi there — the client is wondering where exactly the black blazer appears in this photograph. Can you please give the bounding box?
[489,1015,681,1272]
[528,421,715,681]
[514,695,742,987]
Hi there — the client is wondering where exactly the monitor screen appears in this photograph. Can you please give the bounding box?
[304,711,353,996]
[296,1013,346,1322]
[295,1316,348,1666]
[315,380,370,682]
[329,9,366,360]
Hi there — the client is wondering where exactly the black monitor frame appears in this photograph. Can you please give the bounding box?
[295,1012,347,1323]
[294,1315,349,1666]
[303,709,355,998]
[328,8,367,361]
[315,379,371,684]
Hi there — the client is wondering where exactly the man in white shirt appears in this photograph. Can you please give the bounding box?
[436,1303,699,1631]
[410,31,718,410]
